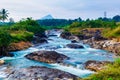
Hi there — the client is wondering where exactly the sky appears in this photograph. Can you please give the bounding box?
[0,0,120,21]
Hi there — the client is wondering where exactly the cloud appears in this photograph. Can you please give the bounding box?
[0,0,120,21]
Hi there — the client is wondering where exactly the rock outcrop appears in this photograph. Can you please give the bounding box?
[26,51,69,63]
[7,66,79,80]
[83,39,120,56]
[33,33,48,44]
[60,32,72,39]
[66,44,84,49]
[84,60,111,72]
[8,41,32,51]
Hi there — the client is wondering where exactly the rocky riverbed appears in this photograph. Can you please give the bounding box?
[0,29,116,80]
[60,30,120,56]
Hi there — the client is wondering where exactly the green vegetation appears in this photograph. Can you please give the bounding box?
[64,20,116,35]
[0,9,9,22]
[0,18,45,56]
[37,19,80,29]
[0,30,11,55]
[84,58,120,80]
[102,26,120,38]
[10,30,33,42]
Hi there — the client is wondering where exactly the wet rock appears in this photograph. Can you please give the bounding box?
[26,51,69,63]
[84,60,111,72]
[33,37,48,44]
[35,33,48,38]
[33,32,48,44]
[66,44,84,49]
[0,60,5,65]
[71,40,78,43]
[7,66,79,80]
[60,32,72,39]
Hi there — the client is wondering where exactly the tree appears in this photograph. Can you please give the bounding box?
[0,31,11,56]
[0,9,9,22]
[113,15,120,22]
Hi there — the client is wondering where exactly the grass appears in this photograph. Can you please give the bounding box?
[102,26,120,39]
[83,58,120,80]
[10,30,34,43]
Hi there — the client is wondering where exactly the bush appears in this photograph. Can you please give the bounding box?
[0,31,11,55]
[9,18,45,34]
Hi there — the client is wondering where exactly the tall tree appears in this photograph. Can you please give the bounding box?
[0,9,9,22]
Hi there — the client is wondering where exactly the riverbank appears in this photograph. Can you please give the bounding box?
[60,29,120,56]
[83,39,120,56]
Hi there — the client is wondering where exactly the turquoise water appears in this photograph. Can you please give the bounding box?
[0,32,115,79]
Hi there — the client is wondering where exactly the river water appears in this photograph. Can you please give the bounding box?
[0,30,115,79]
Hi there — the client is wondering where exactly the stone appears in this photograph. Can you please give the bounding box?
[7,66,79,80]
[66,44,84,49]
[0,60,5,65]
[84,60,111,72]
[60,32,72,39]
[26,51,69,63]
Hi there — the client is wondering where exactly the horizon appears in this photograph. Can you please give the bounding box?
[0,0,120,21]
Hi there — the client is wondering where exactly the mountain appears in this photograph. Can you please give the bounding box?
[41,14,54,20]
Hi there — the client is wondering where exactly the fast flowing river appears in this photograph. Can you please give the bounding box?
[0,30,115,79]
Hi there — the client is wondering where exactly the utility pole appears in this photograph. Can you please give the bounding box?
[104,11,107,18]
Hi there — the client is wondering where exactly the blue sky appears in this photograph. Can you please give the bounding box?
[0,0,120,21]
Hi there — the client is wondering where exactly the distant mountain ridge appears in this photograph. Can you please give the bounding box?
[41,14,54,20]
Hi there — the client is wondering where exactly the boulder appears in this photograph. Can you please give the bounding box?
[60,32,72,39]
[26,51,69,63]
[33,32,48,44]
[66,44,84,49]
[0,60,5,65]
[84,60,111,72]
[35,33,48,38]
[8,66,79,80]
[33,36,48,44]
[71,40,78,43]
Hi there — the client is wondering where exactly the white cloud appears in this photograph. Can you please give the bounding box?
[0,0,120,21]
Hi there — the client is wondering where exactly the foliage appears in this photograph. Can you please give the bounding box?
[84,58,120,80]
[65,20,116,35]
[10,30,33,42]
[37,19,78,29]
[0,30,11,47]
[102,26,120,38]
[113,15,120,22]
[0,9,9,22]
[10,18,45,34]
[0,18,45,43]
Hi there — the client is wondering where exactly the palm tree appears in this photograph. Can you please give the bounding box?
[0,9,9,22]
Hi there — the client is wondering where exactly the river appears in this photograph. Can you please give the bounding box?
[0,30,115,79]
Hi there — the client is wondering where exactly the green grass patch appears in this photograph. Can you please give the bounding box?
[10,30,34,43]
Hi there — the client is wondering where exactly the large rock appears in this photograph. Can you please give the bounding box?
[84,60,111,72]
[0,60,5,65]
[26,51,69,63]
[7,66,79,80]
[83,39,120,56]
[66,44,84,49]
[33,33,48,44]
[33,37,48,44]
[60,32,72,39]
